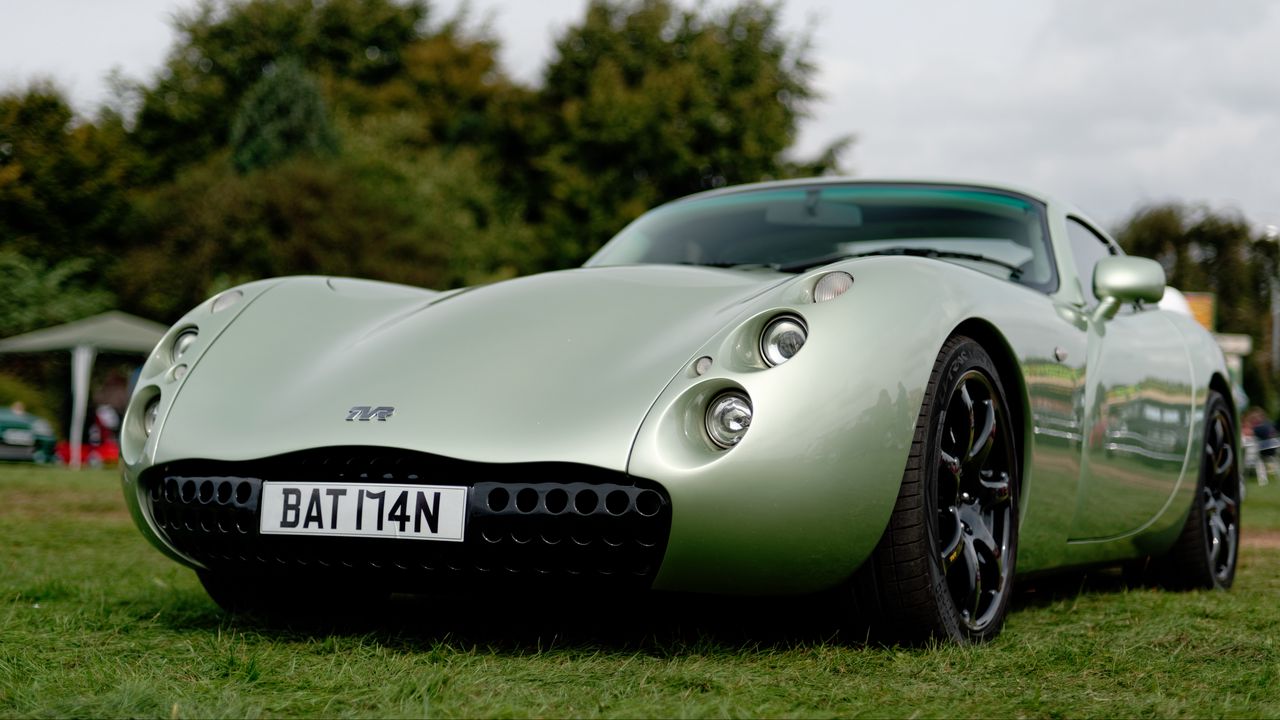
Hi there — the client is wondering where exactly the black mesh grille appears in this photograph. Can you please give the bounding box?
[141,447,672,590]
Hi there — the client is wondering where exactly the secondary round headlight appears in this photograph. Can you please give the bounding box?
[173,328,198,361]
[760,315,807,367]
[706,391,752,449]
[143,397,160,436]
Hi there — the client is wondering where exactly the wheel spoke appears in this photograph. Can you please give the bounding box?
[957,383,975,461]
[1214,443,1234,479]
[940,448,962,479]
[1209,512,1229,547]
[1219,494,1239,522]
[958,381,975,415]
[939,511,964,573]
[978,471,1012,506]
[966,399,997,472]
[1203,414,1234,481]
[1211,415,1225,452]
[969,517,1004,593]
[962,536,982,620]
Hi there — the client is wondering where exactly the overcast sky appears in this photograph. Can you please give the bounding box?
[1,0,1277,233]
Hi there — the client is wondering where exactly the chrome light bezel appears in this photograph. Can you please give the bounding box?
[143,397,161,436]
[760,314,808,367]
[705,391,753,449]
[172,328,198,362]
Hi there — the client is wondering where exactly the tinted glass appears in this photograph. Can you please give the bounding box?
[587,184,1057,291]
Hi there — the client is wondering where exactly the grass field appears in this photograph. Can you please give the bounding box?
[2,465,1279,718]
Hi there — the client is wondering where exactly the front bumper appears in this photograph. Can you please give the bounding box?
[135,447,672,591]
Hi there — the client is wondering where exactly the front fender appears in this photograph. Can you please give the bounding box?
[633,257,1023,593]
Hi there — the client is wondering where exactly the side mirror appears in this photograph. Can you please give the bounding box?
[1091,256,1166,323]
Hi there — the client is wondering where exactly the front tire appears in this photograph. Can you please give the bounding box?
[849,336,1020,644]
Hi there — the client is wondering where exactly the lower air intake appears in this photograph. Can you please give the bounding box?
[141,447,672,590]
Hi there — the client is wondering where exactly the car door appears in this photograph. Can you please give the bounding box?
[1065,218,1197,541]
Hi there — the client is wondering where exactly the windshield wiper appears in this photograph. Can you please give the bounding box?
[778,247,1023,277]
[675,261,783,271]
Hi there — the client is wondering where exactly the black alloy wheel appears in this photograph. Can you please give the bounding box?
[849,335,1020,644]
[935,367,1017,633]
[1162,390,1240,590]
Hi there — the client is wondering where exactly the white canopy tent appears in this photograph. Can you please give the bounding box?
[0,311,166,469]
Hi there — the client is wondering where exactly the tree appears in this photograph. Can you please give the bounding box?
[115,128,536,321]
[230,57,340,173]
[129,0,510,180]
[0,251,114,338]
[518,0,850,267]
[0,83,137,266]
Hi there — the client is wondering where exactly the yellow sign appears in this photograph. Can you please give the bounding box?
[1183,292,1216,332]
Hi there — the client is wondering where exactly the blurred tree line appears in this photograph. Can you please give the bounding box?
[1,0,844,329]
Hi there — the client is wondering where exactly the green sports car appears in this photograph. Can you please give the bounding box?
[121,179,1241,643]
[0,404,56,463]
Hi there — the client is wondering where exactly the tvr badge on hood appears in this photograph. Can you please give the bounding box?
[346,406,395,421]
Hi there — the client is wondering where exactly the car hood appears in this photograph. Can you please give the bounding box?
[156,266,788,470]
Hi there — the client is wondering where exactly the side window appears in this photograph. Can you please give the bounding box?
[1066,218,1117,306]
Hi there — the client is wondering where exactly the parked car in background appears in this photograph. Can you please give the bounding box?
[121,179,1241,644]
[0,402,56,463]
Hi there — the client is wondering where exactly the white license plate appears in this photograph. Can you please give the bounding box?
[259,482,467,542]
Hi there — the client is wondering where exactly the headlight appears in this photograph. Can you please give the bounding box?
[760,315,807,367]
[143,397,161,436]
[173,328,198,361]
[706,391,752,449]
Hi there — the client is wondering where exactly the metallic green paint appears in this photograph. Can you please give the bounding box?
[1094,256,1168,305]
[120,178,1234,594]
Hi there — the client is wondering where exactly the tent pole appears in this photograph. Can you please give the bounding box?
[69,344,96,470]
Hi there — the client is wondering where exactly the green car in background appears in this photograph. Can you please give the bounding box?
[120,179,1241,644]
[0,404,56,463]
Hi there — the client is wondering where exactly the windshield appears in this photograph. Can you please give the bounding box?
[586,184,1057,291]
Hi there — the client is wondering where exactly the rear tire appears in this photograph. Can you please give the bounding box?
[1160,390,1240,590]
[848,336,1020,644]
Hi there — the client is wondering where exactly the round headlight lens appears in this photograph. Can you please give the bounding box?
[706,391,752,449]
[814,271,854,303]
[173,329,198,361]
[143,397,160,436]
[760,315,807,367]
